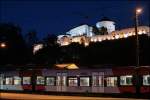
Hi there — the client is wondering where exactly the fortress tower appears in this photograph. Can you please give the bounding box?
[96,17,115,34]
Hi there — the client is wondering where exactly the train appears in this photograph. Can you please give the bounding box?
[0,65,150,95]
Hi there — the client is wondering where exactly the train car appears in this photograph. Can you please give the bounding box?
[0,66,150,95]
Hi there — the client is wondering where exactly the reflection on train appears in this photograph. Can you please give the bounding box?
[0,66,150,94]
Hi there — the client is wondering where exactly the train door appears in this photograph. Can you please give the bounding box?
[0,74,4,90]
[92,72,104,93]
[56,73,67,92]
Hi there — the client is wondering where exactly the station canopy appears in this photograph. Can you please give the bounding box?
[55,63,79,69]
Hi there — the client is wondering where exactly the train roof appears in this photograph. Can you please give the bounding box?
[0,64,150,71]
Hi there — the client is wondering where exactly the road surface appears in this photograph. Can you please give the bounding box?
[0,92,148,100]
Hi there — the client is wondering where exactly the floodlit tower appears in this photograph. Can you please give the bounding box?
[96,17,115,34]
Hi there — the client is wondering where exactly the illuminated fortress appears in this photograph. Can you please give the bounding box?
[57,17,150,46]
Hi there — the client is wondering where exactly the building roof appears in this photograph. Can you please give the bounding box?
[100,17,114,22]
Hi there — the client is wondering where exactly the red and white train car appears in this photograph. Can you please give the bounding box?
[0,66,150,94]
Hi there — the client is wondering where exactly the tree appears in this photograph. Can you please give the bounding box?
[0,23,29,65]
[33,34,59,66]
[43,34,57,46]
[99,26,108,35]
[25,30,38,47]
[92,26,100,35]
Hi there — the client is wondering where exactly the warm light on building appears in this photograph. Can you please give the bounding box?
[84,42,89,46]
[98,38,102,42]
[57,26,150,46]
[62,42,70,46]
[33,44,44,54]
[124,34,128,38]
[115,34,120,39]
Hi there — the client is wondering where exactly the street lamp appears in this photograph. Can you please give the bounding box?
[134,8,142,95]
[136,8,142,14]
[135,8,142,68]
[0,42,7,48]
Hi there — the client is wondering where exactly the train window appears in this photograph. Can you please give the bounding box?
[5,77,13,85]
[36,76,45,85]
[0,77,3,85]
[56,76,61,86]
[106,77,117,87]
[62,76,67,86]
[92,76,97,86]
[143,75,150,86]
[14,76,21,85]
[120,75,132,85]
[80,77,90,86]
[99,76,104,86]
[23,77,31,85]
[46,77,55,86]
[68,77,78,86]
[92,76,103,86]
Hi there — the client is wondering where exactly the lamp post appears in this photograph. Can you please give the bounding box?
[135,8,142,68]
[134,8,142,95]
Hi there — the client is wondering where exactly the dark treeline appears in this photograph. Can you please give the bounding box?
[54,35,150,67]
[0,23,150,68]
[0,23,30,65]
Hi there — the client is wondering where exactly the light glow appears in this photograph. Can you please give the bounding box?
[0,42,6,48]
[84,42,89,46]
[124,34,128,38]
[98,38,102,42]
[33,44,43,54]
[94,39,97,42]
[136,8,142,14]
[142,30,146,34]
[115,34,119,39]
[138,30,142,35]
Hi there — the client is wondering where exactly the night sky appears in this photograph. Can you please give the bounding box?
[0,0,150,39]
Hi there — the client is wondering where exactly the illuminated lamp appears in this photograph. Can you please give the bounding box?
[0,42,6,48]
[138,30,142,35]
[142,30,146,34]
[115,34,119,39]
[128,32,133,36]
[107,36,111,40]
[124,34,128,38]
[84,42,89,46]
[94,39,97,42]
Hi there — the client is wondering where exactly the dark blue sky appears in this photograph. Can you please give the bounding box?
[0,0,150,39]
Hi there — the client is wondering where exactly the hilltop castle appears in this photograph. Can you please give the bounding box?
[57,17,150,46]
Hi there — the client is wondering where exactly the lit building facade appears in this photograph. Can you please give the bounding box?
[91,26,149,42]
[58,26,150,46]
[57,17,149,46]
[66,24,93,37]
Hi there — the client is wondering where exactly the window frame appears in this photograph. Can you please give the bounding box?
[92,75,104,87]
[120,75,133,86]
[106,76,118,87]
[22,76,31,85]
[79,76,91,87]
[45,76,56,86]
[36,76,45,85]
[67,76,78,87]
[143,75,150,86]
[5,77,13,85]
[0,76,4,85]
[13,76,22,85]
